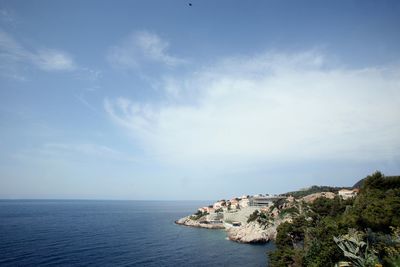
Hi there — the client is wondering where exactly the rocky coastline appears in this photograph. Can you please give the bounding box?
[175,189,355,244]
[226,221,276,243]
[175,216,225,229]
[175,212,278,243]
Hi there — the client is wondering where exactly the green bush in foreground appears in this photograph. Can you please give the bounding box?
[268,171,400,267]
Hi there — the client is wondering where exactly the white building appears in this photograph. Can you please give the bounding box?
[239,198,249,208]
[229,199,239,210]
[213,201,225,209]
[198,207,208,213]
[249,195,286,207]
[338,189,358,200]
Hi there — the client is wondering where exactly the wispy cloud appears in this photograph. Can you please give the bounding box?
[107,30,186,68]
[44,143,125,159]
[105,51,400,166]
[0,9,17,26]
[13,142,138,163]
[74,68,102,82]
[0,29,26,59]
[34,49,75,71]
[0,29,76,76]
[74,86,101,113]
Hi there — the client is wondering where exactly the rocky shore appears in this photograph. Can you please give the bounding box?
[175,214,278,243]
[175,216,225,229]
[226,221,276,243]
[175,189,349,244]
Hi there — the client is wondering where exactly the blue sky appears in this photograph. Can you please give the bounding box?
[1,0,400,200]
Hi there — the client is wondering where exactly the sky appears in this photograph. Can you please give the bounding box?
[0,0,400,200]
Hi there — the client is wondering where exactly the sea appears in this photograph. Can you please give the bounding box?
[0,200,274,266]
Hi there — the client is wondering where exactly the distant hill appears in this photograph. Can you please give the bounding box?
[352,175,400,189]
[282,185,346,198]
[352,178,365,189]
[284,175,400,197]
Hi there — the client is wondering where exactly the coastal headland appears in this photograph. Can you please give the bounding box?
[175,189,355,243]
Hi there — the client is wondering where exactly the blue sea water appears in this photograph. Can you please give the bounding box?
[0,200,274,266]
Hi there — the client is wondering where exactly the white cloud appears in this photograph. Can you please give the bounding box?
[0,29,27,60]
[34,49,75,71]
[105,51,400,166]
[107,30,185,68]
[14,142,138,163]
[0,29,76,74]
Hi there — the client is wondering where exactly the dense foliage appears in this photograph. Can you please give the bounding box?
[269,172,400,267]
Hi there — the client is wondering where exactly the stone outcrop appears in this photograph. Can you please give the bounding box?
[301,191,335,203]
[176,206,294,243]
[175,216,225,229]
[226,222,276,243]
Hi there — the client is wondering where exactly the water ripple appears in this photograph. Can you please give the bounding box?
[0,200,273,266]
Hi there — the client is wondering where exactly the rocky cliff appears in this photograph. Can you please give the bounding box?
[175,216,225,229]
[175,191,339,243]
[226,221,277,243]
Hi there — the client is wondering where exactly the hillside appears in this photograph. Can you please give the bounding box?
[269,171,400,267]
[282,185,346,198]
[352,178,365,189]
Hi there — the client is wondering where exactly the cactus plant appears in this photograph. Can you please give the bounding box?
[334,231,379,267]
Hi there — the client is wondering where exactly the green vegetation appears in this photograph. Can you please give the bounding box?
[257,212,273,226]
[283,185,344,198]
[190,210,208,220]
[333,230,378,267]
[269,171,400,267]
[272,198,288,209]
[279,206,299,219]
[247,209,274,226]
[247,210,260,223]
[352,178,366,189]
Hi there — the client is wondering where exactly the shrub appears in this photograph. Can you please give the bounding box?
[247,210,259,223]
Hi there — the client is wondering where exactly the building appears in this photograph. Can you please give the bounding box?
[201,207,215,214]
[239,198,249,208]
[213,200,226,209]
[197,207,208,213]
[249,195,286,207]
[338,189,358,200]
[229,199,239,210]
